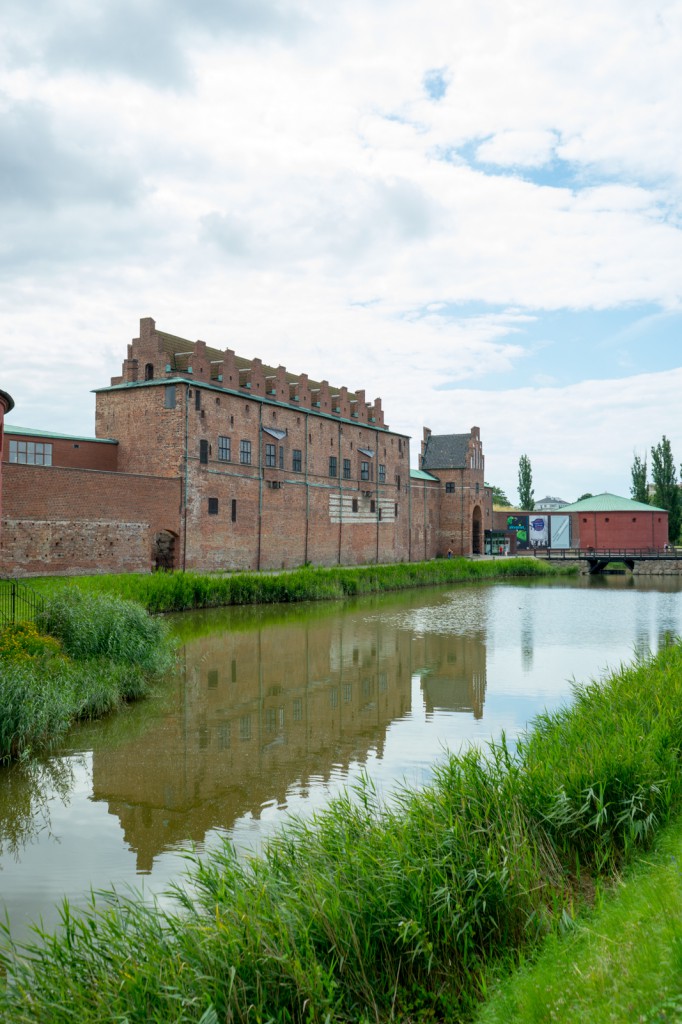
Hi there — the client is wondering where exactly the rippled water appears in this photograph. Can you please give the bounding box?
[1,573,681,939]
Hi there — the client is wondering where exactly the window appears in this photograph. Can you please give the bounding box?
[343,458,351,479]
[378,464,386,483]
[279,446,284,469]
[361,461,370,481]
[8,440,52,466]
[396,474,401,490]
[352,498,358,512]
[195,389,201,410]
[231,499,237,522]
[265,443,276,467]
[164,385,176,409]
[240,439,251,464]
[218,436,231,462]
[144,363,154,380]
[445,482,455,493]
[370,499,376,513]
[395,503,398,517]
[329,456,337,477]
[208,497,219,514]
[200,439,209,464]
[293,449,302,472]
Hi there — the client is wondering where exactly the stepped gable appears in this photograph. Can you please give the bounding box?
[111,317,385,428]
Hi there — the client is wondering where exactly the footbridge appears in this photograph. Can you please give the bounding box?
[532,547,682,575]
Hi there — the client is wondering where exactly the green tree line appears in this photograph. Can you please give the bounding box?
[630,435,682,542]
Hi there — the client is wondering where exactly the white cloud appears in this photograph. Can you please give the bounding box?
[1,0,681,510]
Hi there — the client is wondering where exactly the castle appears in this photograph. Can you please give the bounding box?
[1,318,493,575]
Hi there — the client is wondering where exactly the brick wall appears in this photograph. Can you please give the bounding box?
[0,389,14,542]
[98,375,412,570]
[573,511,669,549]
[1,464,181,576]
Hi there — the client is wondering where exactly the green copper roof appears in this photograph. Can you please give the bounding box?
[410,468,439,481]
[4,424,117,444]
[561,492,665,513]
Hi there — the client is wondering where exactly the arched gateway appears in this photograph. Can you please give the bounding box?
[472,506,482,555]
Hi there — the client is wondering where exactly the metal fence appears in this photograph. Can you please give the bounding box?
[0,578,45,625]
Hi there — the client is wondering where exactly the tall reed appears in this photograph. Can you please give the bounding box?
[29,557,574,613]
[0,590,174,763]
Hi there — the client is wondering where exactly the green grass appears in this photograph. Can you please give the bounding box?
[24,557,575,613]
[0,589,174,763]
[474,821,682,1024]
[2,640,682,1022]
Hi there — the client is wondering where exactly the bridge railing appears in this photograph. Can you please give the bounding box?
[531,547,679,560]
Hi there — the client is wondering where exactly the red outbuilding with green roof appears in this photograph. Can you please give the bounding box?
[561,492,669,550]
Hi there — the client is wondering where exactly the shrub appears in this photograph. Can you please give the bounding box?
[36,588,173,674]
[0,621,63,663]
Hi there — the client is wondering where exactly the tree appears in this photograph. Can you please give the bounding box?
[651,435,681,543]
[486,483,510,506]
[577,493,593,501]
[630,453,649,505]
[517,454,534,510]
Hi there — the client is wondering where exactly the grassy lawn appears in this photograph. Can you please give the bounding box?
[475,819,682,1024]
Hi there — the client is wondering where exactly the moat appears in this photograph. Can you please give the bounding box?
[2,574,682,940]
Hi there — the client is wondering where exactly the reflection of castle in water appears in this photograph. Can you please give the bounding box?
[89,604,488,871]
[412,633,487,720]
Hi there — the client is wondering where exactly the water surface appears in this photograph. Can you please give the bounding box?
[1,574,681,938]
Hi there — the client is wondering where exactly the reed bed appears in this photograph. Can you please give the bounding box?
[0,590,174,763]
[29,557,574,613]
[2,640,681,1022]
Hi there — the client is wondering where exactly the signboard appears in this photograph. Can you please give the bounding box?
[529,515,548,548]
[506,515,529,550]
[549,515,571,549]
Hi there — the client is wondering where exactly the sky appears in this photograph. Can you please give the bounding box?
[2,0,681,505]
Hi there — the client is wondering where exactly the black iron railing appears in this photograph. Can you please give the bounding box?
[531,547,679,560]
[0,578,45,625]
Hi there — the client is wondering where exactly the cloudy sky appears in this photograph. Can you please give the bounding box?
[2,0,681,503]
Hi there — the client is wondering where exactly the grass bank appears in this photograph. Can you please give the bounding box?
[0,589,174,763]
[1,639,681,1022]
[474,817,682,1023]
[28,556,575,613]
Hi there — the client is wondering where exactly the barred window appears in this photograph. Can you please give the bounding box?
[378,464,386,483]
[265,443,276,467]
[343,458,351,479]
[208,497,219,514]
[361,461,370,481]
[218,436,231,461]
[329,456,337,478]
[8,440,52,466]
[292,449,302,472]
[279,445,284,469]
[445,482,455,493]
[199,439,209,464]
[239,439,252,465]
